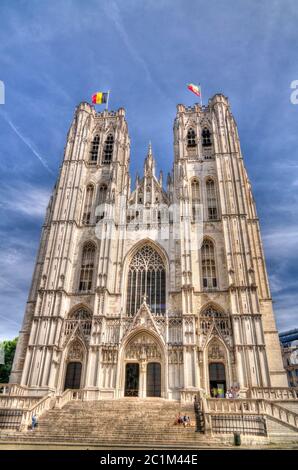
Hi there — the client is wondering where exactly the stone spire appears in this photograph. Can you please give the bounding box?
[159,170,163,187]
[144,141,155,177]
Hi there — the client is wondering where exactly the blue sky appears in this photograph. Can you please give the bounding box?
[0,0,297,340]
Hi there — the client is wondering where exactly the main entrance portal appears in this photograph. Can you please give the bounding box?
[125,363,139,396]
[123,331,164,398]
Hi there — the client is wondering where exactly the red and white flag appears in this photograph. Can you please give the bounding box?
[187,83,201,97]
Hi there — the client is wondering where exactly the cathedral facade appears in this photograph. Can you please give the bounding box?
[10,94,288,401]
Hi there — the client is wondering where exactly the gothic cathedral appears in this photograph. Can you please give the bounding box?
[10,94,288,401]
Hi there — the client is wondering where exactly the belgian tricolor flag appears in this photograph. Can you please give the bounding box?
[92,92,108,104]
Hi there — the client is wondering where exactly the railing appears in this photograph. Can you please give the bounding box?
[194,397,205,433]
[211,415,267,436]
[248,387,298,400]
[0,409,23,430]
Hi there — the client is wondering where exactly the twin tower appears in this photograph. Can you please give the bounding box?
[11,94,287,400]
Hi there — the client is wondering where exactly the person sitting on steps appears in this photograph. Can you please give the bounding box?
[183,415,190,427]
[174,413,183,425]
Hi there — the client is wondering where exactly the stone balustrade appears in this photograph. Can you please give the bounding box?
[248,387,297,400]
[0,383,51,397]
[262,400,298,429]
[0,383,28,396]
[206,398,262,415]
[0,396,40,409]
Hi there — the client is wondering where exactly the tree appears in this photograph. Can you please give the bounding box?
[0,338,18,383]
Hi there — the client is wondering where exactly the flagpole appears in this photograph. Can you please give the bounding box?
[199,83,203,107]
[106,90,110,110]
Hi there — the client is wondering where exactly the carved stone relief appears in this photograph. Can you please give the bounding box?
[67,340,84,362]
[208,341,225,361]
[125,334,162,361]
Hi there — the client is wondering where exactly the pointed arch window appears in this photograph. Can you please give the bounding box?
[95,184,108,222]
[65,307,92,337]
[103,134,114,164]
[187,128,196,148]
[191,179,200,222]
[206,178,218,220]
[90,135,100,163]
[200,305,231,339]
[82,184,94,225]
[201,305,224,318]
[79,242,96,292]
[201,239,217,289]
[202,127,212,147]
[126,245,166,316]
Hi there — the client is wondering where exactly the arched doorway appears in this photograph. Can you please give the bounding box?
[63,339,85,391]
[125,363,139,397]
[122,331,164,398]
[64,362,82,390]
[147,362,161,397]
[209,362,226,398]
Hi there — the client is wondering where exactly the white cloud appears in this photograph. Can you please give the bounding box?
[274,292,298,332]
[0,184,50,218]
[268,274,284,294]
[0,237,36,340]
[263,226,298,258]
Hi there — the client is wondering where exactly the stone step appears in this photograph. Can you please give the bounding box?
[34,428,196,434]
[1,436,204,441]
[34,434,196,439]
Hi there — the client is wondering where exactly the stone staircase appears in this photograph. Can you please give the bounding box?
[1,394,297,448]
[0,398,228,449]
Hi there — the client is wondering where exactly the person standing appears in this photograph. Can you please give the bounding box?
[31,414,38,430]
